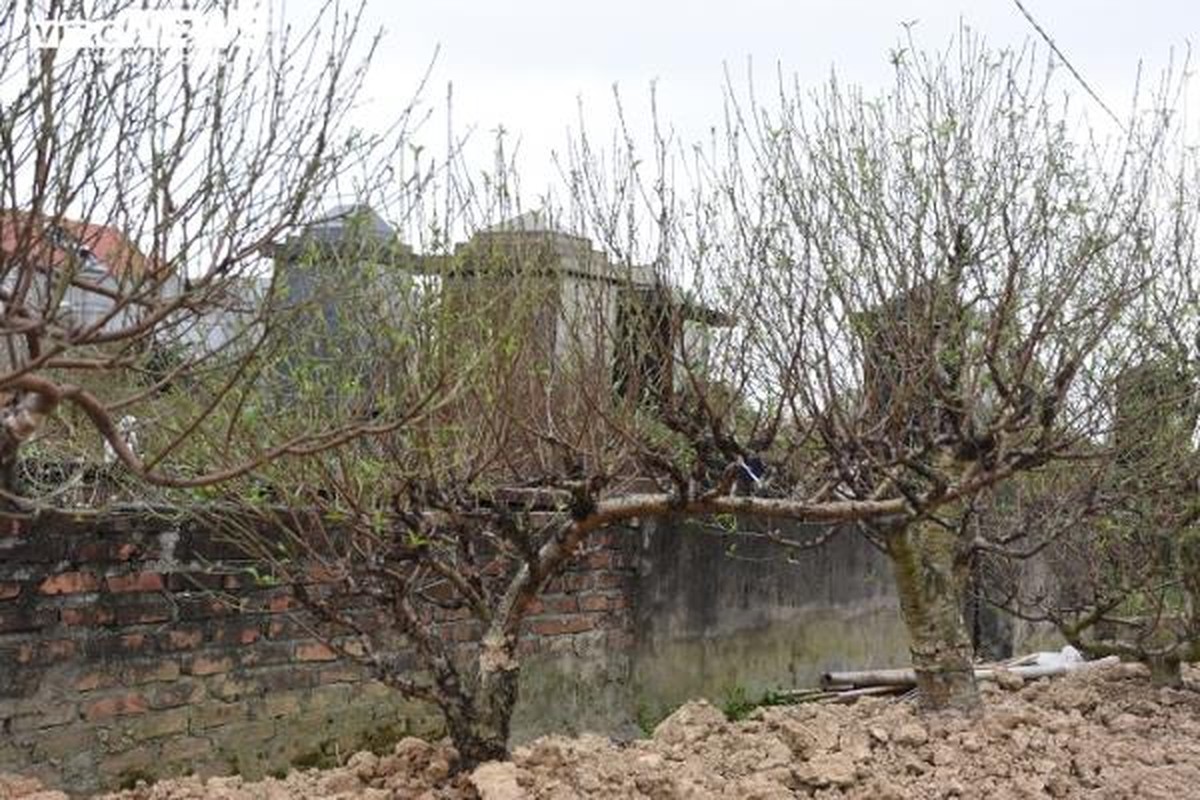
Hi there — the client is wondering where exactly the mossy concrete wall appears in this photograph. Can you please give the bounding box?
[630,518,909,721]
[512,631,636,742]
[514,519,913,737]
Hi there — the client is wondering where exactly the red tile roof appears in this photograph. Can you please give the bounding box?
[0,210,152,277]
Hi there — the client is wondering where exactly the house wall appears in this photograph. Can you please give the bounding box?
[554,271,618,386]
[0,511,909,794]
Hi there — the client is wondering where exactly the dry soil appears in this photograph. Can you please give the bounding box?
[4,661,1200,799]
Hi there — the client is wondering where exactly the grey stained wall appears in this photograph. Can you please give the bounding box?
[629,518,908,721]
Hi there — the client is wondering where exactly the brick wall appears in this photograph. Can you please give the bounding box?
[0,511,636,794]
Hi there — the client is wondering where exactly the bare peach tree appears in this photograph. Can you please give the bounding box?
[973,148,1200,685]
[973,414,1200,687]
[0,0,446,506]
[561,33,1186,710]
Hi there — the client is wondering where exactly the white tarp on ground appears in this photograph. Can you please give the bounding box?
[1032,645,1085,668]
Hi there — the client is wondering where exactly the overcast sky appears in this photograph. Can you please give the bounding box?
[305,0,1200,201]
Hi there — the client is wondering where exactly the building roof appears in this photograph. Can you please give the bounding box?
[480,209,561,235]
[302,204,397,243]
[468,211,732,325]
[0,210,152,277]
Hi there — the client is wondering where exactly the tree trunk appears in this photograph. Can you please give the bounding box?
[444,631,521,770]
[443,700,511,770]
[1146,654,1182,688]
[377,633,519,771]
[888,519,981,712]
[0,389,57,497]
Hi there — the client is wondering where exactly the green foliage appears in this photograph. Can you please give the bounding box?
[632,411,698,476]
[719,685,797,722]
[720,685,757,722]
[713,513,738,534]
[635,701,674,737]
[243,566,279,588]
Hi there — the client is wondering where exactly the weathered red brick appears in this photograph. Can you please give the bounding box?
[254,664,318,694]
[523,599,545,615]
[561,573,591,592]
[294,642,336,662]
[190,700,243,730]
[234,641,293,669]
[529,616,595,636]
[84,692,148,721]
[543,595,579,614]
[75,670,120,693]
[606,630,635,649]
[305,564,340,584]
[177,594,240,620]
[611,553,634,570]
[123,659,181,685]
[592,573,627,589]
[106,572,165,593]
[39,571,100,595]
[163,628,204,651]
[147,679,205,710]
[210,622,262,646]
[19,638,78,664]
[166,572,227,592]
[188,654,233,675]
[0,606,57,633]
[456,623,483,642]
[113,597,173,625]
[9,702,78,731]
[76,539,143,562]
[221,573,248,590]
[115,542,141,561]
[578,593,624,612]
[268,594,296,613]
[119,633,149,651]
[44,639,77,660]
[61,606,116,626]
[585,551,613,569]
[318,665,358,684]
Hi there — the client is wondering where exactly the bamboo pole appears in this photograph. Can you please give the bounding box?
[820,685,907,704]
[821,655,1120,690]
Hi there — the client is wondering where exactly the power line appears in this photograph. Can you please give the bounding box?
[1009,0,1126,131]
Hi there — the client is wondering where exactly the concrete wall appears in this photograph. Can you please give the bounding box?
[629,518,908,721]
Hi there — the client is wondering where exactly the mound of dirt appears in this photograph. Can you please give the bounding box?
[0,772,68,800]
[81,736,473,800]
[482,663,1200,799]
[8,661,1200,799]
